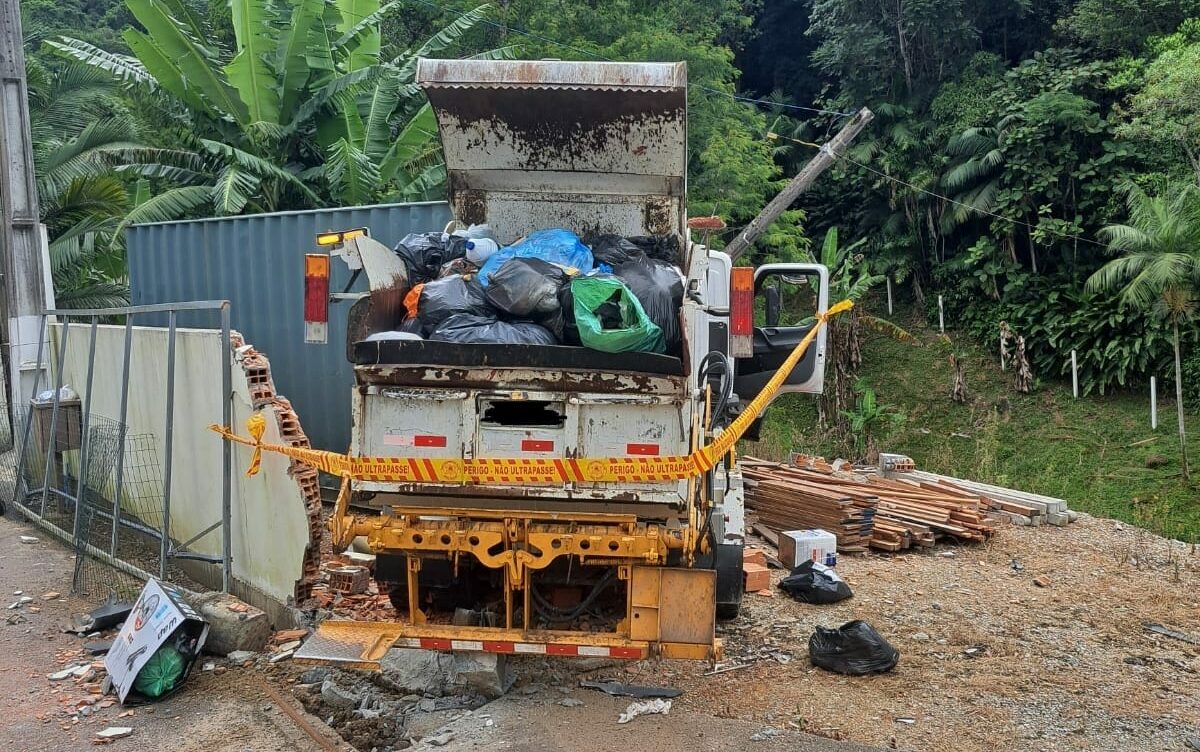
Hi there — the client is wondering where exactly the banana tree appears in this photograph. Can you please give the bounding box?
[49,0,505,213]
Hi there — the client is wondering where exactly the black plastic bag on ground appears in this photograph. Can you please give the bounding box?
[484,258,572,338]
[417,275,493,333]
[588,234,641,267]
[809,620,900,675]
[430,314,558,346]
[614,255,684,353]
[778,561,853,604]
[393,232,467,284]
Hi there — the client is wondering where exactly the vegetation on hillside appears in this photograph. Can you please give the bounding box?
[17,0,1200,518]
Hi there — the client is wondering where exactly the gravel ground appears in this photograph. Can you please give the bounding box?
[8,500,1200,752]
[656,513,1200,752]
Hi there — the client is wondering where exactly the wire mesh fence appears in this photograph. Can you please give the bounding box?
[3,301,233,601]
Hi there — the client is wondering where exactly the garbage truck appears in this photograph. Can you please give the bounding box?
[298,59,830,666]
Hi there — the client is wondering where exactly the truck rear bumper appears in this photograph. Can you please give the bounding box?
[296,618,719,670]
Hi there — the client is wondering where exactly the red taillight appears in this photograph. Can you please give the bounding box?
[304,254,329,344]
[729,266,754,358]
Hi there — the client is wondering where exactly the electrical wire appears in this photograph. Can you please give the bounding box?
[767,131,1111,250]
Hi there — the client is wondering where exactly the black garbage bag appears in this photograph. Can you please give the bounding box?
[417,275,493,333]
[430,314,558,346]
[588,234,641,267]
[627,234,682,266]
[484,258,573,338]
[613,255,684,353]
[393,232,467,284]
[778,561,853,604]
[808,620,900,675]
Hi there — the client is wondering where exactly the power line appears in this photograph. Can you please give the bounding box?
[768,132,1110,250]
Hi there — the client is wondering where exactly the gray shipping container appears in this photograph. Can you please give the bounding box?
[128,201,453,453]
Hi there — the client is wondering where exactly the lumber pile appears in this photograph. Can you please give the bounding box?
[742,459,874,552]
[743,457,996,553]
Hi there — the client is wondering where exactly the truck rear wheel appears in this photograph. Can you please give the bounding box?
[713,542,744,620]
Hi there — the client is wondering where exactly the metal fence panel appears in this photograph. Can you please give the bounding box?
[127,202,452,452]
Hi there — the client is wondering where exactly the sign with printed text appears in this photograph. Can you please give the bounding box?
[104,579,209,702]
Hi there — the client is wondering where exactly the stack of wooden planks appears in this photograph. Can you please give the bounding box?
[743,456,996,552]
[742,459,875,552]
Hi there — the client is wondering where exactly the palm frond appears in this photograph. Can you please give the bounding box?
[45,38,155,87]
[54,282,131,310]
[117,186,213,234]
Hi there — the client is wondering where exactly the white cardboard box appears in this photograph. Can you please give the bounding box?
[779,529,838,569]
[105,579,208,702]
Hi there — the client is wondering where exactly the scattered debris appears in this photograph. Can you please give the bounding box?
[1033,576,1050,588]
[895,717,917,725]
[67,595,133,634]
[1144,623,1200,645]
[95,727,133,740]
[227,650,257,663]
[327,565,370,595]
[580,680,682,699]
[49,665,85,681]
[558,698,584,707]
[19,535,38,544]
[42,591,61,600]
[424,732,455,747]
[8,595,33,609]
[269,649,294,663]
[84,640,114,655]
[750,727,784,741]
[617,698,672,724]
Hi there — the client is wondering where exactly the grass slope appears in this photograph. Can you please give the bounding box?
[746,307,1200,541]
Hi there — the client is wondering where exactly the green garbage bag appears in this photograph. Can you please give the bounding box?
[571,275,666,353]
[133,644,185,698]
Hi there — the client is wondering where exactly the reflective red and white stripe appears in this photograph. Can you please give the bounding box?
[393,637,644,659]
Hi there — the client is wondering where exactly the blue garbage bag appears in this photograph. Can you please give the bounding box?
[478,229,593,287]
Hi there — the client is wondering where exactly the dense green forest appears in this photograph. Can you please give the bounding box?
[18,0,1200,469]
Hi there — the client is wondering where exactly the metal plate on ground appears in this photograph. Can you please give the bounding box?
[294,621,406,670]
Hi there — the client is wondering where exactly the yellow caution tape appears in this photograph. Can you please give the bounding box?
[210,299,853,485]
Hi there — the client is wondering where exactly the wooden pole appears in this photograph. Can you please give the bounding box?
[1000,332,1006,372]
[1070,350,1078,399]
[886,276,893,315]
[937,295,944,334]
[725,108,875,261]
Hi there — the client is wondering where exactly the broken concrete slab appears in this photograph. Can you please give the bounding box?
[320,678,359,709]
[379,648,513,699]
[189,592,270,656]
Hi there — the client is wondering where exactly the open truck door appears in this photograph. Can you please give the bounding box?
[729,263,830,426]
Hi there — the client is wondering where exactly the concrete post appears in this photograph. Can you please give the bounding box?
[0,0,50,443]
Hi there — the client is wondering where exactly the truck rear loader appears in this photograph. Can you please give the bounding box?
[294,59,833,667]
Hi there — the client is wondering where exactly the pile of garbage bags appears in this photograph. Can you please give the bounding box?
[386,226,685,353]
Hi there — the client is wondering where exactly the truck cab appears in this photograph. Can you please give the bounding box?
[306,59,828,665]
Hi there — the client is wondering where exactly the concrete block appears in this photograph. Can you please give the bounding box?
[450,651,513,698]
[189,592,271,656]
[379,648,512,699]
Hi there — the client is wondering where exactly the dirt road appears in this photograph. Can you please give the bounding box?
[0,516,352,752]
[7,507,1198,752]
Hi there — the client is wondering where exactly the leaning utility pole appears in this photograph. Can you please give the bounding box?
[723,107,874,261]
[0,0,49,446]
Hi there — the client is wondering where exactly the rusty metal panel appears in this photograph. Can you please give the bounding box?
[127,202,453,454]
[630,567,716,646]
[417,59,687,244]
